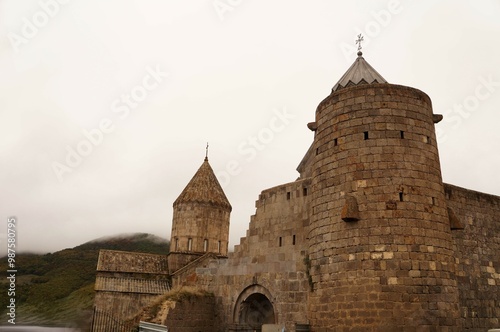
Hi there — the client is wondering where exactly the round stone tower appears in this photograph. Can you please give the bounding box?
[307,52,460,330]
[168,156,231,273]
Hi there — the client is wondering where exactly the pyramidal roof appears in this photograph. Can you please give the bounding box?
[173,157,232,211]
[332,51,387,92]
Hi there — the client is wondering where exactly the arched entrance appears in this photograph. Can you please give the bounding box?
[233,285,276,331]
[239,293,275,329]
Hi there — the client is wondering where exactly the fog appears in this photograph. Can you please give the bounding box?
[1,1,499,255]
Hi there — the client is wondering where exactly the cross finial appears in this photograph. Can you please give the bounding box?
[355,34,364,55]
[205,142,209,161]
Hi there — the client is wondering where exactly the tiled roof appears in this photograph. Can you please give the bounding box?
[332,51,387,92]
[173,158,232,211]
[95,276,170,294]
[96,250,169,274]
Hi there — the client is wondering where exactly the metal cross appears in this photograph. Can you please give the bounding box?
[205,142,209,159]
[355,34,364,52]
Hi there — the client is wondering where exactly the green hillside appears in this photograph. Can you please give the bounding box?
[0,233,169,329]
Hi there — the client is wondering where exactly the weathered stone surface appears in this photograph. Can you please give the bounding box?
[95,276,170,294]
[446,184,500,331]
[161,293,216,332]
[448,206,464,230]
[308,83,461,330]
[433,113,444,123]
[341,195,360,221]
[97,249,169,274]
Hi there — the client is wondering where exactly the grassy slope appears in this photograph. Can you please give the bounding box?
[0,233,169,328]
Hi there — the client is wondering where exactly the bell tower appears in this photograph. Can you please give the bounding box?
[307,49,460,329]
[168,155,232,273]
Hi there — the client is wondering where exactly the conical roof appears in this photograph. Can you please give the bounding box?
[173,157,232,211]
[332,51,387,92]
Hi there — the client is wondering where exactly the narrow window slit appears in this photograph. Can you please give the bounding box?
[279,237,282,247]
[400,131,405,139]
[303,188,308,196]
[399,192,404,202]
[286,192,291,200]
[333,138,338,146]
[364,131,369,140]
[292,235,296,245]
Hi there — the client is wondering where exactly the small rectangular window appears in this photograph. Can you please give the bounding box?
[286,192,291,200]
[203,239,208,252]
[279,237,282,247]
[175,238,179,251]
[364,131,369,140]
[333,138,338,146]
[400,131,405,139]
[188,238,192,251]
[399,192,404,202]
[427,136,431,144]
[217,240,221,253]
[432,197,436,205]
[316,148,319,155]
[292,235,296,245]
[303,188,308,196]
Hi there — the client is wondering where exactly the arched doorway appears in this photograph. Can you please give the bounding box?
[233,285,276,331]
[238,293,275,329]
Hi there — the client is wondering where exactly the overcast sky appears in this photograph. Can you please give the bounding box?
[1,0,500,254]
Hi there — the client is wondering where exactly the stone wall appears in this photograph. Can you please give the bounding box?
[136,289,217,332]
[446,183,500,330]
[93,250,170,324]
[167,252,204,274]
[93,291,164,323]
[308,83,460,330]
[172,178,312,331]
[170,203,231,256]
[162,293,216,332]
[169,202,230,273]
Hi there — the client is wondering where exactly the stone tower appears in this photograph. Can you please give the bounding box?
[168,156,232,273]
[307,51,460,330]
